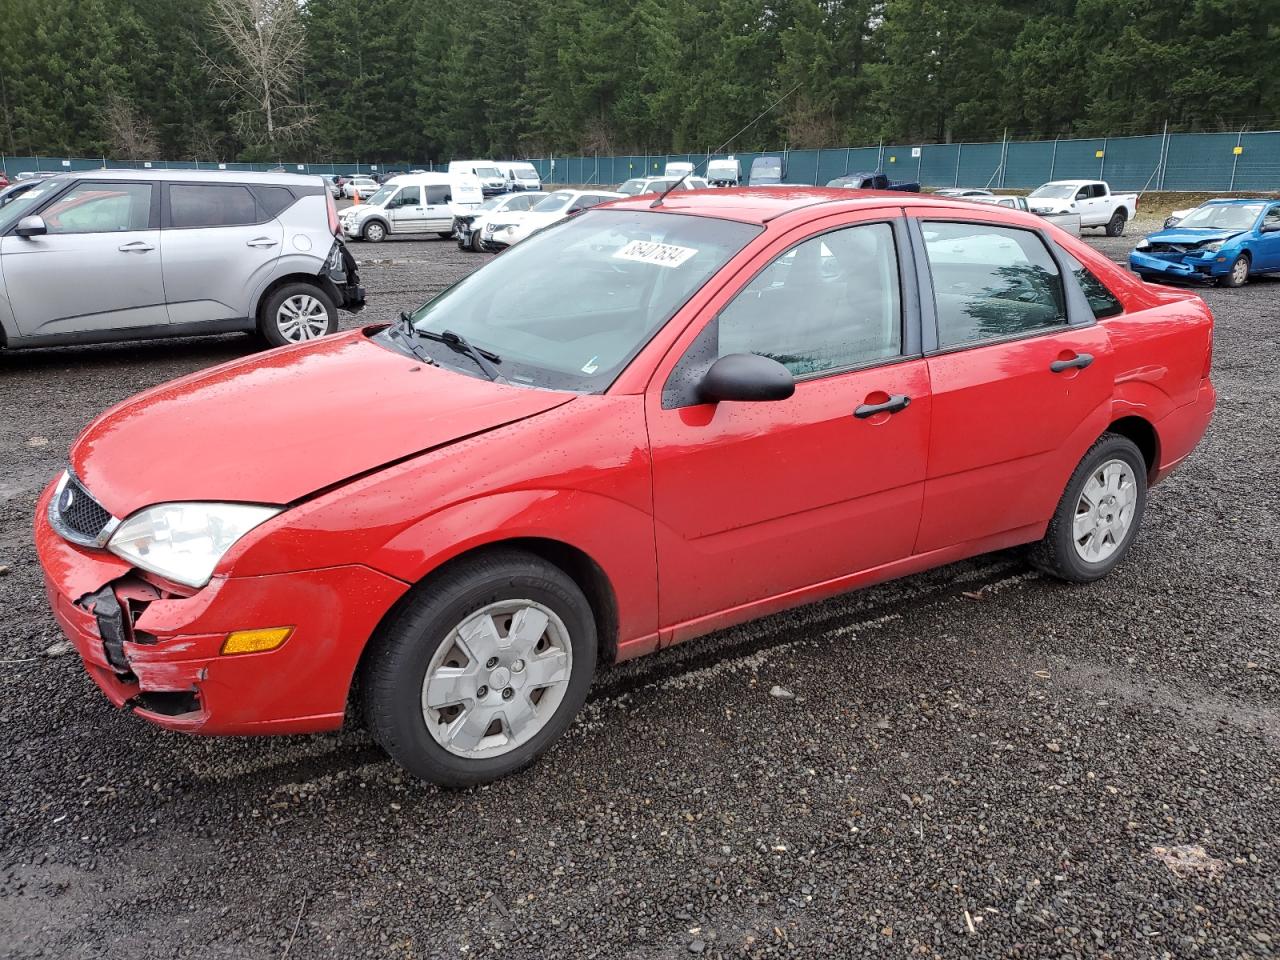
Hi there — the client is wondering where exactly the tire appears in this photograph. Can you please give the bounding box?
[470,229,484,253]
[258,282,338,348]
[1105,210,1127,237]
[436,231,453,240]
[361,549,597,787]
[1029,432,1147,583]
[456,234,469,251]
[362,220,387,243]
[1220,253,1249,288]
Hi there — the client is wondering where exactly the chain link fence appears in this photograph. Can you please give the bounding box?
[5,129,1278,192]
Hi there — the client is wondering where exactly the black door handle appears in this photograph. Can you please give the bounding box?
[1050,353,1094,373]
[854,394,911,419]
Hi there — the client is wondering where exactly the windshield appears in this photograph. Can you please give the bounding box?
[1028,184,1077,199]
[400,209,760,391]
[365,185,397,206]
[474,166,501,178]
[1176,203,1263,231]
[0,180,61,231]
[514,165,538,179]
[476,196,504,212]
[531,191,574,213]
[618,179,647,196]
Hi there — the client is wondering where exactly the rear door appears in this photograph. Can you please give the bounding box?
[1,179,164,337]
[160,182,284,325]
[423,184,453,230]
[388,184,425,234]
[647,213,932,633]
[910,212,1114,553]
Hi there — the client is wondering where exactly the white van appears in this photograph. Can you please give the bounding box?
[664,161,695,179]
[705,158,740,187]
[339,172,484,242]
[446,160,507,196]
[496,161,542,192]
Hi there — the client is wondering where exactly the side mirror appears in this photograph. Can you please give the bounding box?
[698,353,795,403]
[15,215,46,238]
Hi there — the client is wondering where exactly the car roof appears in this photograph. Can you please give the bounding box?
[1201,197,1273,205]
[59,168,324,187]
[603,186,1059,225]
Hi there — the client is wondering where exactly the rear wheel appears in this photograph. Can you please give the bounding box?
[1105,210,1127,237]
[1220,254,1250,288]
[1029,433,1147,583]
[258,283,337,347]
[362,549,597,787]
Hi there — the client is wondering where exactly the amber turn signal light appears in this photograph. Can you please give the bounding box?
[221,626,294,656]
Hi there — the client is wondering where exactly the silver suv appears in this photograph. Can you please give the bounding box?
[0,169,364,351]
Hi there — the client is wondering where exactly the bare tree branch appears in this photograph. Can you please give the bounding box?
[101,95,159,161]
[203,0,313,151]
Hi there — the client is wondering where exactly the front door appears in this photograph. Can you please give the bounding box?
[1254,203,1280,271]
[2,179,165,337]
[388,185,425,234]
[911,215,1114,552]
[647,216,932,633]
[160,182,283,325]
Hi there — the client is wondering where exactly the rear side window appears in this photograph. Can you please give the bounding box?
[922,222,1067,348]
[41,182,152,234]
[251,185,295,219]
[171,184,258,228]
[718,222,902,377]
[425,185,451,204]
[1060,250,1124,319]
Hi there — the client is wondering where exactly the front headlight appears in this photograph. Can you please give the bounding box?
[1135,238,1150,250]
[1203,241,1224,253]
[108,503,282,588]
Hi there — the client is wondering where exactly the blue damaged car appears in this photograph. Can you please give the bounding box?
[1129,198,1280,287]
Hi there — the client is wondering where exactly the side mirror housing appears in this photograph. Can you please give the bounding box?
[15,215,47,238]
[698,353,795,404]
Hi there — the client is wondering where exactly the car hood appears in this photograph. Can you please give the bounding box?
[70,330,575,516]
[1145,227,1243,245]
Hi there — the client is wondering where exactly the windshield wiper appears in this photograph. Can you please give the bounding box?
[420,328,505,382]
[385,311,438,366]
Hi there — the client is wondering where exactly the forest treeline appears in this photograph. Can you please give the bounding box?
[0,0,1276,163]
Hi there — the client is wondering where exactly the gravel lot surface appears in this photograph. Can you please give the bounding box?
[1,212,1277,959]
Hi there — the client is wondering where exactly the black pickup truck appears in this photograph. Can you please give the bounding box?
[826,172,921,192]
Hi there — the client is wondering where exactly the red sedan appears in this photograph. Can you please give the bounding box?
[34,189,1215,785]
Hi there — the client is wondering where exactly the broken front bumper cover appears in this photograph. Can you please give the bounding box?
[35,481,406,736]
[1129,249,1221,281]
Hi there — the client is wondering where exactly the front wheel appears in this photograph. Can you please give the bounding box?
[1029,433,1147,583]
[258,283,337,347]
[1220,254,1250,288]
[436,231,453,240]
[1105,211,1127,237]
[362,220,386,243]
[362,549,597,787]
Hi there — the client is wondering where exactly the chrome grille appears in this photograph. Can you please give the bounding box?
[48,471,118,547]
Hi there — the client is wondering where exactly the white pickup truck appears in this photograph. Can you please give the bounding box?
[1026,180,1138,236]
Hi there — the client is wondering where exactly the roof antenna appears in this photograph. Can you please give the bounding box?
[651,82,802,208]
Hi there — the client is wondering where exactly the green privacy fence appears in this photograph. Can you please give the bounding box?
[527,129,1280,192]
[5,129,1278,191]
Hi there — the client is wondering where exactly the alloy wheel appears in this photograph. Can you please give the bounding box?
[275,294,330,342]
[1072,458,1138,563]
[1232,257,1249,286]
[421,600,573,759]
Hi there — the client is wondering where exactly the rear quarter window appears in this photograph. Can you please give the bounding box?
[1060,250,1124,319]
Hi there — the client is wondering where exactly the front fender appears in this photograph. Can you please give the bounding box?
[370,489,660,658]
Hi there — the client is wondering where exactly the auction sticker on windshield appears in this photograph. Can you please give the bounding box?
[614,239,697,268]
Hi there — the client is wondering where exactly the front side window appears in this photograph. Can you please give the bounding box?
[400,209,760,392]
[42,182,152,234]
[1262,205,1280,229]
[170,184,257,228]
[717,222,902,377]
[397,186,421,206]
[922,222,1067,348]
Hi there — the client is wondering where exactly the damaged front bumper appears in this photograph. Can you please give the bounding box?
[1129,249,1223,281]
[35,482,406,736]
[325,240,367,313]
